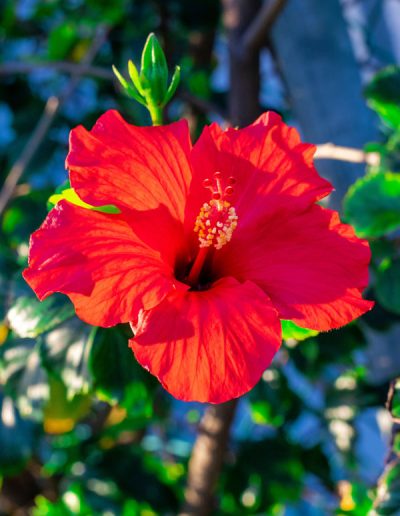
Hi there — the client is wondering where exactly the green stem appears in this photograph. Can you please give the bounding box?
[148,103,163,126]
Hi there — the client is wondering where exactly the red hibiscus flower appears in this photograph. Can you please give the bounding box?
[23,110,373,403]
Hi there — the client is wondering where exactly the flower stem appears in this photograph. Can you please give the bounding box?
[147,103,163,126]
[179,399,238,515]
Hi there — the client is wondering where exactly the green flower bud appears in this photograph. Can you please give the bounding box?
[140,33,169,105]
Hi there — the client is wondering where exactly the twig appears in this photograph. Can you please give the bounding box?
[241,0,288,55]
[0,61,114,80]
[315,143,380,166]
[0,25,109,217]
[179,400,238,516]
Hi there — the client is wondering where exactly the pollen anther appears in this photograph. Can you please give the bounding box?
[194,172,238,250]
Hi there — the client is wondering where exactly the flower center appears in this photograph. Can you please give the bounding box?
[194,172,238,250]
[186,172,238,287]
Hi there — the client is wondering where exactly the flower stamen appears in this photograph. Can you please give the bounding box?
[194,172,238,250]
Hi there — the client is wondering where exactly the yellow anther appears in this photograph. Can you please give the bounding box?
[194,199,238,250]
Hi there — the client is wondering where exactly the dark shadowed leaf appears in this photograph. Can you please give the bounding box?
[365,66,400,129]
[0,393,36,476]
[376,259,400,315]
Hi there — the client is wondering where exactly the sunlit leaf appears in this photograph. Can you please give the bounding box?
[39,319,95,397]
[344,172,400,238]
[43,376,91,435]
[48,187,120,214]
[7,277,75,338]
[281,320,318,341]
[0,336,49,420]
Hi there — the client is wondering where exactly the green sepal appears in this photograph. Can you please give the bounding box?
[128,59,144,96]
[112,65,147,106]
[162,65,181,107]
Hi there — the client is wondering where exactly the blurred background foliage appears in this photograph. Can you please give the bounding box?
[1,0,400,514]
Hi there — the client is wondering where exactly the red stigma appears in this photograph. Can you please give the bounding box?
[202,172,237,203]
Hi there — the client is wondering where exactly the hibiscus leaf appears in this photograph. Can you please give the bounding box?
[33,483,93,515]
[7,274,75,339]
[47,21,77,61]
[281,320,318,341]
[48,187,120,214]
[0,393,36,476]
[39,319,95,398]
[42,375,92,435]
[0,336,49,420]
[344,172,400,238]
[364,65,400,130]
[8,292,75,339]
[88,325,156,408]
[376,259,400,315]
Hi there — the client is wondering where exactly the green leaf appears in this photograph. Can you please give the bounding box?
[0,337,49,420]
[281,320,318,341]
[7,280,75,338]
[33,483,92,516]
[376,259,400,315]
[48,22,77,60]
[344,172,400,238]
[43,376,92,434]
[250,400,284,427]
[39,319,95,398]
[0,394,36,476]
[48,187,120,214]
[89,326,155,407]
[365,65,400,129]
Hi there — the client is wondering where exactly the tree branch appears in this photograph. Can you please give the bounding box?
[314,143,380,166]
[0,25,109,217]
[179,400,238,516]
[241,0,288,55]
[0,61,114,80]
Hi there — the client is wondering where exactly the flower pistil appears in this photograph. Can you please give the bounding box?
[187,172,238,287]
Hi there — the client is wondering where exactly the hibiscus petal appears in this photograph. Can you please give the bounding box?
[130,277,281,403]
[187,113,333,229]
[211,205,373,331]
[23,201,185,327]
[67,110,192,222]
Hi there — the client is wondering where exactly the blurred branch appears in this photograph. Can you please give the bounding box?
[180,400,238,516]
[0,25,109,217]
[241,0,288,55]
[223,0,262,126]
[372,379,400,510]
[315,143,380,166]
[0,61,114,80]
